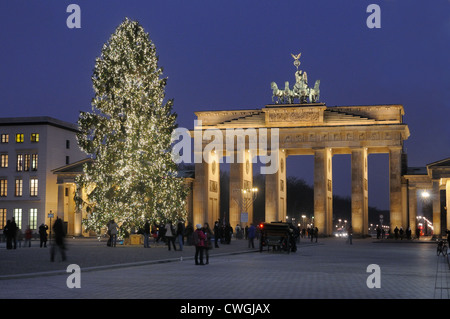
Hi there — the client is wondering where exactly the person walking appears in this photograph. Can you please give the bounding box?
[50,217,66,262]
[193,224,206,265]
[108,219,119,247]
[16,228,23,248]
[165,220,176,251]
[143,220,151,248]
[176,220,185,251]
[203,223,213,264]
[248,223,256,249]
[38,223,48,248]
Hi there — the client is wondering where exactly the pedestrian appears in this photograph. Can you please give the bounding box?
[4,220,13,250]
[225,223,232,244]
[177,220,185,251]
[248,223,256,248]
[203,222,213,264]
[24,226,32,247]
[213,221,220,248]
[346,224,353,245]
[193,224,206,265]
[394,226,399,240]
[50,217,66,262]
[10,217,18,249]
[16,228,23,248]
[399,227,404,240]
[415,227,420,240]
[108,219,118,247]
[143,220,151,248]
[245,225,249,240]
[185,222,194,246]
[376,226,381,239]
[165,220,176,251]
[313,226,318,243]
[406,227,412,240]
[38,223,48,248]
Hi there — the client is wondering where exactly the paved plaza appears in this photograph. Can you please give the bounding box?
[0,236,448,300]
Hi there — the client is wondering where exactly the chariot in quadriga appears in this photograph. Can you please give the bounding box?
[271,53,320,104]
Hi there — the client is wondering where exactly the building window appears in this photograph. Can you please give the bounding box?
[31,154,38,171]
[66,156,70,165]
[0,209,6,229]
[15,179,23,197]
[15,134,24,143]
[24,154,30,171]
[16,154,23,171]
[30,133,39,143]
[13,208,22,229]
[66,140,70,149]
[0,179,7,197]
[1,134,8,144]
[1,154,8,168]
[29,208,37,230]
[30,178,38,197]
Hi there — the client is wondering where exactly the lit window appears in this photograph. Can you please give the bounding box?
[15,179,23,197]
[24,154,30,171]
[15,134,24,143]
[16,154,23,171]
[13,208,22,229]
[29,208,37,230]
[31,154,38,171]
[1,154,8,168]
[1,134,8,143]
[0,209,6,229]
[30,133,39,143]
[30,178,38,197]
[0,180,6,197]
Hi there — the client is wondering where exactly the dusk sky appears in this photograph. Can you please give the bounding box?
[0,1,448,211]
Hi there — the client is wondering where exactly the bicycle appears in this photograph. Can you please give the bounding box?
[437,240,448,256]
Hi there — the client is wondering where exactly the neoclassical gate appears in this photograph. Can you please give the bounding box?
[191,102,410,235]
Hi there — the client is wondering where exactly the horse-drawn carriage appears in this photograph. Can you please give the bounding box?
[259,222,297,253]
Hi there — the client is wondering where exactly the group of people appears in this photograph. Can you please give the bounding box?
[2,216,66,262]
[2,218,53,249]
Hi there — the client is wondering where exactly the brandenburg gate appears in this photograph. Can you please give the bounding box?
[191,54,410,236]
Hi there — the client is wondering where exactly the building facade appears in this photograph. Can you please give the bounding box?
[0,117,86,234]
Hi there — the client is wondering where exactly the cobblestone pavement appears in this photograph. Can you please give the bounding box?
[0,236,448,300]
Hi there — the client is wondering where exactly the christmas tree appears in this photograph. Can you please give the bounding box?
[76,18,189,234]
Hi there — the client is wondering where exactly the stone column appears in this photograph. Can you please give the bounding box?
[389,147,403,231]
[432,180,441,236]
[57,184,65,220]
[193,151,220,227]
[265,149,286,223]
[314,148,333,236]
[351,148,368,235]
[229,150,254,229]
[408,186,417,234]
[447,180,450,231]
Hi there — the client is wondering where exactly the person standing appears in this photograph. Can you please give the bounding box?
[213,221,220,248]
[4,220,13,250]
[165,220,176,251]
[346,224,353,245]
[10,217,18,249]
[108,219,118,247]
[50,217,66,262]
[248,223,256,249]
[38,223,48,248]
[24,226,32,248]
[193,224,206,265]
[177,220,185,251]
[203,223,213,265]
[143,220,151,248]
